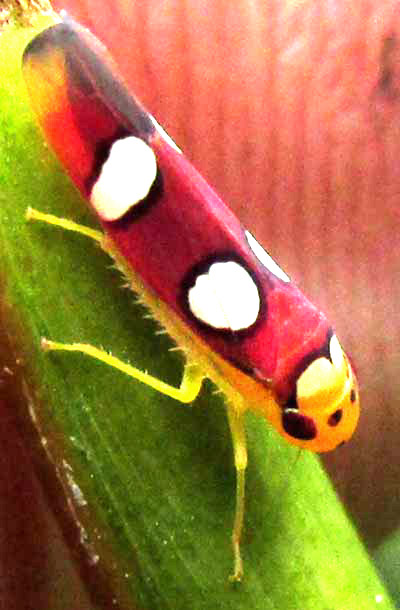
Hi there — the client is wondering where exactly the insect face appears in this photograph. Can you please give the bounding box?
[282,334,359,452]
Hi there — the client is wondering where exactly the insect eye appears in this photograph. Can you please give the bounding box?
[327,409,343,427]
[282,409,317,440]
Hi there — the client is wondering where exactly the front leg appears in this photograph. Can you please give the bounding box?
[41,338,205,404]
[226,403,248,582]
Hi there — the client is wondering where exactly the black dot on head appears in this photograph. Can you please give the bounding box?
[328,409,343,427]
[282,410,317,441]
[350,388,356,403]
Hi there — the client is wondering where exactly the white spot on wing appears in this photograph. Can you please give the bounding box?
[245,230,290,283]
[91,136,157,221]
[188,261,260,330]
[330,335,344,368]
[150,115,182,153]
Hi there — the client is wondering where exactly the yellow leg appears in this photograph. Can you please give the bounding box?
[226,404,248,582]
[27,207,205,403]
[26,207,103,243]
[41,339,204,403]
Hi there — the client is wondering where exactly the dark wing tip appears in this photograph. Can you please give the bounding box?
[22,16,80,66]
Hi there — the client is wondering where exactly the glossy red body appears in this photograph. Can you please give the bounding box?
[22,18,331,408]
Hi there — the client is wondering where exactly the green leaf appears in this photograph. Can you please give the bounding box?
[375,531,400,607]
[0,22,395,610]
